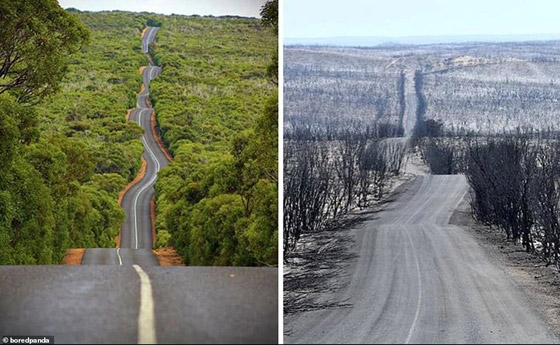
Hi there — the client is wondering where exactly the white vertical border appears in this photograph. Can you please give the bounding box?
[278,0,284,343]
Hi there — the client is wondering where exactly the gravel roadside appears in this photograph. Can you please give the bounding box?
[450,197,560,337]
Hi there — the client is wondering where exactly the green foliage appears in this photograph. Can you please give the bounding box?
[150,15,278,266]
[0,95,56,263]
[0,8,278,266]
[0,0,89,102]
[87,173,127,198]
[0,10,152,264]
[189,194,246,265]
[0,90,130,264]
[155,229,171,248]
[260,0,278,34]
[147,18,162,27]
[71,185,125,248]
[261,0,278,82]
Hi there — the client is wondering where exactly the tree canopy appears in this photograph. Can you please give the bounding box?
[149,14,278,266]
[260,0,278,34]
[0,0,89,102]
[0,9,148,264]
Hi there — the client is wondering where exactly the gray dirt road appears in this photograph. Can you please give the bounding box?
[0,266,277,343]
[402,70,417,137]
[285,175,558,344]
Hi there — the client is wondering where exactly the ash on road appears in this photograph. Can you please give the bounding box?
[285,175,558,344]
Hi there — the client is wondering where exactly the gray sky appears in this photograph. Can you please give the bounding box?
[58,0,266,17]
[285,0,560,38]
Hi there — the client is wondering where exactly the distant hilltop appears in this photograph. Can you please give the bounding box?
[285,33,560,47]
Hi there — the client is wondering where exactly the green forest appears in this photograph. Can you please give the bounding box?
[0,2,151,264]
[0,0,278,266]
[148,12,278,266]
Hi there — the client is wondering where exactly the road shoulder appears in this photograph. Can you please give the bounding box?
[450,198,560,337]
[284,173,414,322]
[63,248,85,265]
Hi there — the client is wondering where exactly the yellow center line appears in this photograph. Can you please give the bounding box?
[133,264,157,344]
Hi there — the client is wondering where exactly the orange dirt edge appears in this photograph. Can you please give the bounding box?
[125,108,133,122]
[140,26,180,265]
[153,247,185,266]
[150,196,184,266]
[145,53,155,65]
[151,110,173,162]
[151,196,157,245]
[115,157,147,247]
[118,157,147,207]
[63,248,85,265]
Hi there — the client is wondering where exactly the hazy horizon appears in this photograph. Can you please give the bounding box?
[58,0,266,18]
[285,33,560,47]
[285,0,560,44]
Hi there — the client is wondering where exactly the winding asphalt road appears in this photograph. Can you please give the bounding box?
[82,27,166,265]
[0,27,278,343]
[286,175,558,343]
[120,28,167,252]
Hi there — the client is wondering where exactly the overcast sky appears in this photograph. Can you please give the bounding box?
[58,0,266,17]
[285,0,560,38]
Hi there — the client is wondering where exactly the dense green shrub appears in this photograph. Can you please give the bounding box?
[0,9,152,263]
[150,15,278,266]
[0,6,278,266]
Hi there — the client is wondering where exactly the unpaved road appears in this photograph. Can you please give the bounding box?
[285,175,558,343]
[402,70,417,137]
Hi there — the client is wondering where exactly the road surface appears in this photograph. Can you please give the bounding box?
[286,175,558,343]
[0,266,277,343]
[0,27,278,343]
[120,62,166,251]
[402,70,418,137]
[380,68,426,175]
[83,27,166,265]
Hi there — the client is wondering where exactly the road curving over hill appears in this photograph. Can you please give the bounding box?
[286,175,558,344]
[82,27,167,266]
[1,26,278,344]
[119,27,167,252]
